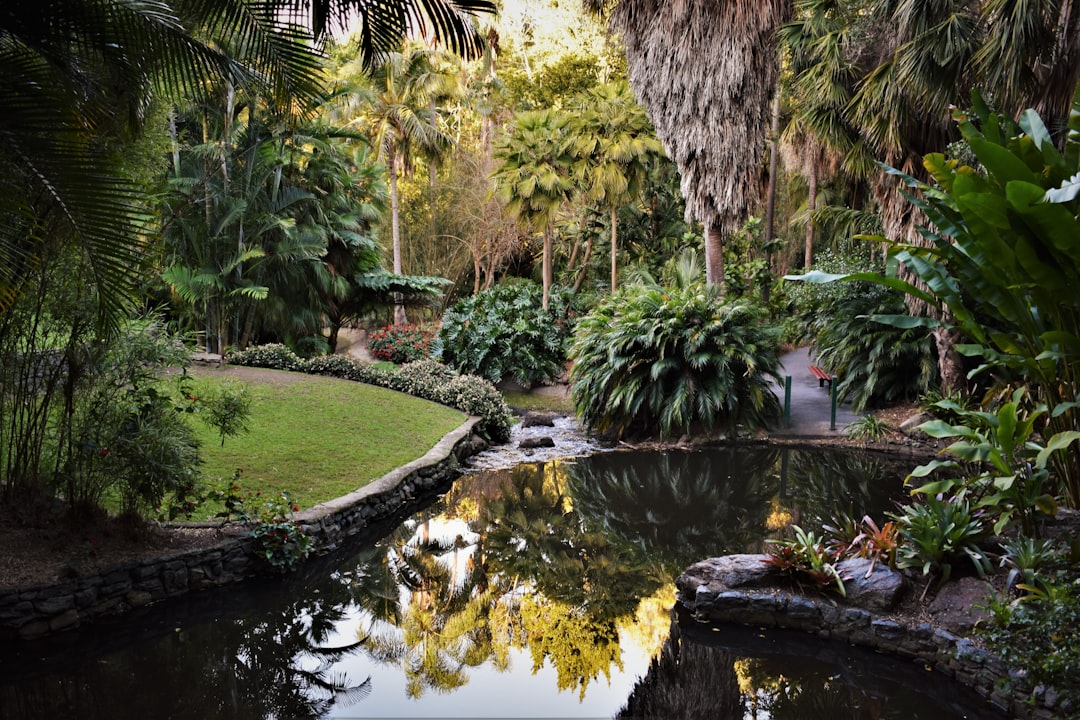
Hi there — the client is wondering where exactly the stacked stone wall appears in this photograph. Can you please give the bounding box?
[0,418,484,640]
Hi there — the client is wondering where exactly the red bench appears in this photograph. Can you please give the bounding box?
[809,365,834,387]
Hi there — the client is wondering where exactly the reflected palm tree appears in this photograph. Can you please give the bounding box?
[341,511,513,697]
[567,447,779,565]
[481,462,646,622]
[779,449,906,529]
[618,622,744,720]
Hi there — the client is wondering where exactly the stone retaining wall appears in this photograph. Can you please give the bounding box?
[677,557,1060,720]
[0,418,485,640]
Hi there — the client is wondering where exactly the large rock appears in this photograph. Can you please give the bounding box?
[927,577,993,634]
[518,436,555,449]
[837,557,906,612]
[521,412,557,428]
[676,555,775,607]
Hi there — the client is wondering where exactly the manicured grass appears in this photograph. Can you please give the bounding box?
[187,368,466,520]
[501,388,575,415]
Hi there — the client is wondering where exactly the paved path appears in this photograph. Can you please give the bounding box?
[771,347,863,437]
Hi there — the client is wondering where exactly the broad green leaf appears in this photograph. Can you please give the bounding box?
[907,459,959,478]
[969,137,1040,185]
[1035,431,1080,469]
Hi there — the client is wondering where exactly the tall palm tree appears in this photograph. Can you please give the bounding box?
[334,42,459,324]
[569,81,665,292]
[585,0,793,289]
[492,109,577,311]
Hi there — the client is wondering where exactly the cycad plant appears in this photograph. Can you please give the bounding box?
[570,256,782,439]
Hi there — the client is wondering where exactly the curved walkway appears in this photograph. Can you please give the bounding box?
[771,347,863,437]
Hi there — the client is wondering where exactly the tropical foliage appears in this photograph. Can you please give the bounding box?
[569,255,782,439]
[795,101,1080,504]
[436,281,572,387]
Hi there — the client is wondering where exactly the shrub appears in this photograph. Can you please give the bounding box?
[569,281,782,439]
[60,315,205,519]
[892,494,991,591]
[436,280,572,387]
[439,374,514,442]
[302,354,391,384]
[978,570,1080,710]
[226,343,303,371]
[367,323,438,364]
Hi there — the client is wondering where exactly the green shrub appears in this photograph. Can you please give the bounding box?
[226,343,303,371]
[892,494,991,589]
[812,289,937,411]
[978,570,1080,711]
[569,281,782,439]
[436,280,572,387]
[367,323,438,364]
[438,374,514,442]
[62,316,204,519]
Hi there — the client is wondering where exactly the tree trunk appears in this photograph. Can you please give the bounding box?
[704,221,725,290]
[763,91,781,304]
[542,228,553,311]
[804,160,817,269]
[934,325,965,395]
[610,206,619,292]
[573,236,593,292]
[390,150,407,325]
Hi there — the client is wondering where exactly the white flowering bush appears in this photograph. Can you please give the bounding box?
[441,375,513,442]
[302,354,392,385]
[226,344,303,371]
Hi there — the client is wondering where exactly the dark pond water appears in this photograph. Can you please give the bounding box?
[0,446,1005,719]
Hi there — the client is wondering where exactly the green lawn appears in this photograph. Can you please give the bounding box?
[187,367,466,520]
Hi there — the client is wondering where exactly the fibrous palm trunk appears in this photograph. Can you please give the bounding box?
[608,0,792,290]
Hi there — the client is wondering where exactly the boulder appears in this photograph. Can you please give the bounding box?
[927,577,993,634]
[837,558,906,612]
[518,436,555,449]
[521,412,557,428]
[676,555,775,599]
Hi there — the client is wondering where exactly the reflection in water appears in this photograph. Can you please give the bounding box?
[620,614,1004,720]
[0,448,1003,719]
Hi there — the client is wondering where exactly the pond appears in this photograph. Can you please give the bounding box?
[0,445,1006,719]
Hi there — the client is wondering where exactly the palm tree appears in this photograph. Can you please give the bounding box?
[778,0,1080,392]
[334,43,459,324]
[569,81,665,292]
[492,109,577,311]
[585,0,793,290]
[0,0,495,327]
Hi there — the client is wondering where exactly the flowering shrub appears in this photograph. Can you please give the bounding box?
[440,375,513,441]
[367,323,438,364]
[225,343,303,371]
[302,354,391,384]
[247,491,313,573]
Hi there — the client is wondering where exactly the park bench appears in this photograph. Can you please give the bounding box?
[809,365,834,388]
